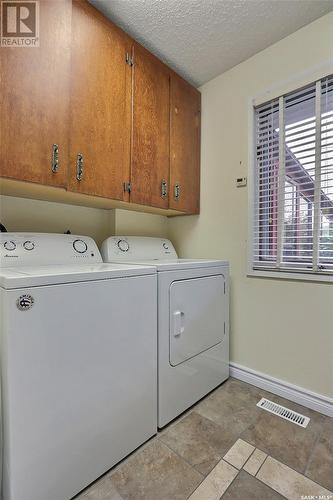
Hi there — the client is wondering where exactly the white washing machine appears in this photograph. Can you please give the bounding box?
[0,233,157,500]
[101,236,229,428]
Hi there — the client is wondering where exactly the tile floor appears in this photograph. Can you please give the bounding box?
[76,378,333,499]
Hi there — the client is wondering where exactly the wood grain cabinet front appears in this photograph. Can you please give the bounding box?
[169,73,201,214]
[0,0,71,187]
[0,0,201,216]
[68,0,132,201]
[130,43,170,210]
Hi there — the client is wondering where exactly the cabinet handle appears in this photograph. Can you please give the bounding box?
[76,153,84,181]
[161,179,168,199]
[123,182,132,193]
[51,144,59,173]
[174,183,180,201]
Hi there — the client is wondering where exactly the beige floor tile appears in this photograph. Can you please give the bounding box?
[306,416,333,491]
[76,475,123,500]
[241,409,320,473]
[189,459,238,500]
[257,455,333,499]
[243,448,267,476]
[223,439,255,469]
[195,379,268,436]
[222,470,284,499]
[159,411,236,475]
[109,439,202,500]
[75,380,332,500]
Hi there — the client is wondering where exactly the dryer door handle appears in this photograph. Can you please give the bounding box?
[173,311,185,337]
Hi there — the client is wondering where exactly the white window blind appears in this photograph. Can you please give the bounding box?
[253,75,333,275]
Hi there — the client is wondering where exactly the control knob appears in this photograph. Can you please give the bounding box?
[23,240,35,251]
[4,241,16,251]
[73,239,88,254]
[117,239,129,252]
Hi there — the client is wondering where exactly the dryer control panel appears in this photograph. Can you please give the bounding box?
[0,233,102,268]
[101,236,178,261]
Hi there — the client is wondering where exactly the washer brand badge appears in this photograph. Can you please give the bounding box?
[17,294,34,311]
[1,1,40,47]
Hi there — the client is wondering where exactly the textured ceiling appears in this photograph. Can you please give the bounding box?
[89,0,333,87]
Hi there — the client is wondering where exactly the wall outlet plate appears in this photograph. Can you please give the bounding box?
[236,177,247,187]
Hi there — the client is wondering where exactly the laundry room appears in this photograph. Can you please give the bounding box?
[0,1,333,499]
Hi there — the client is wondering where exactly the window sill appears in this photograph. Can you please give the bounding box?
[247,269,333,283]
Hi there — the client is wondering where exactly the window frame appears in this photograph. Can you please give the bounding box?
[247,64,333,283]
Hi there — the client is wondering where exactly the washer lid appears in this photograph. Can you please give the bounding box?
[0,263,156,289]
[113,259,229,271]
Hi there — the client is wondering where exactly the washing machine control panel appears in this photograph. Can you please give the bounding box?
[0,233,103,268]
[101,236,178,261]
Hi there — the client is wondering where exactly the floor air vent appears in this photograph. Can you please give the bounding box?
[257,398,310,428]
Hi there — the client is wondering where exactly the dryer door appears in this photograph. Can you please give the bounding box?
[169,274,225,366]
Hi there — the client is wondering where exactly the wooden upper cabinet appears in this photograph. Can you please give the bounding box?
[0,0,201,214]
[0,0,71,187]
[130,43,170,209]
[68,1,132,201]
[169,74,201,214]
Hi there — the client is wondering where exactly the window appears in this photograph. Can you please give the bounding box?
[252,75,333,276]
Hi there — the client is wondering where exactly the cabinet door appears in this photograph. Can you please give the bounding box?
[169,74,201,213]
[68,1,132,201]
[0,0,71,187]
[130,43,170,209]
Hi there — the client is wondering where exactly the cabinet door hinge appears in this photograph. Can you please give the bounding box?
[123,182,132,193]
[125,52,134,66]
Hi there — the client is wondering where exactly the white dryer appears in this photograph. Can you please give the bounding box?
[101,236,229,428]
[0,233,157,500]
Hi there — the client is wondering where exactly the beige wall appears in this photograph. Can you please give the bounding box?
[0,195,168,245]
[168,13,333,398]
[114,209,168,237]
[0,195,115,246]
[0,195,169,245]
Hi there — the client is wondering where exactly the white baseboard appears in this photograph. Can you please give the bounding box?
[229,362,333,418]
